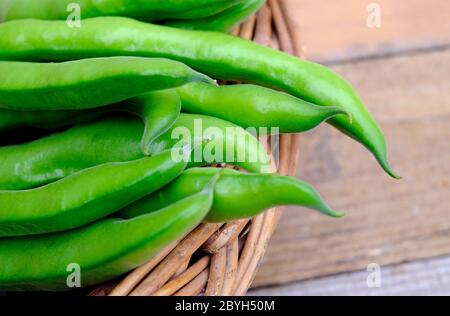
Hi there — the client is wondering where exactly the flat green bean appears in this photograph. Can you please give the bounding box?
[0,116,144,190]
[0,56,212,110]
[119,167,344,222]
[0,148,189,237]
[177,82,348,133]
[149,113,271,173]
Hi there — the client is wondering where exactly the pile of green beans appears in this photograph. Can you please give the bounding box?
[0,173,220,291]
[0,1,397,291]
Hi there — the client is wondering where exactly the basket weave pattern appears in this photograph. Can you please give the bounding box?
[90,0,301,296]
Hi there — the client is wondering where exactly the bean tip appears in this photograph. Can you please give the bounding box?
[378,156,401,180]
[202,169,223,196]
[331,210,346,218]
[385,165,402,180]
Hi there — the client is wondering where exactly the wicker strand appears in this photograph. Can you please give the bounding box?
[173,269,210,296]
[253,5,273,47]
[129,223,221,296]
[153,256,210,296]
[239,14,256,40]
[221,239,239,296]
[88,281,117,296]
[230,25,241,36]
[269,0,294,54]
[278,135,292,175]
[202,219,249,254]
[171,256,192,280]
[205,247,227,295]
[107,239,180,296]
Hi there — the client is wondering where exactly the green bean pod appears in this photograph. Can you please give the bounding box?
[0,174,218,291]
[0,116,145,190]
[0,90,181,156]
[166,0,265,33]
[0,56,212,110]
[0,148,189,237]
[0,82,343,136]
[119,167,344,222]
[149,113,271,173]
[177,82,348,133]
[0,0,243,22]
[0,107,107,133]
[0,17,397,178]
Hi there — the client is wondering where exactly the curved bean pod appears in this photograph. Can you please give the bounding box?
[166,0,265,33]
[0,90,181,155]
[119,167,344,222]
[149,113,271,173]
[0,81,342,137]
[0,148,189,237]
[0,56,212,110]
[0,0,243,22]
[177,82,348,133]
[0,116,144,190]
[0,17,398,177]
[0,174,218,291]
[0,107,107,133]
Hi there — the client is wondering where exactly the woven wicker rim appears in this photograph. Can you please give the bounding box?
[90,0,302,297]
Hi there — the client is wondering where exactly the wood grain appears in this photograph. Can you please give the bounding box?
[250,255,450,296]
[281,0,450,63]
[252,49,450,287]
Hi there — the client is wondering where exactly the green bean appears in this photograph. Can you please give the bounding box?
[0,82,342,136]
[166,0,265,33]
[0,108,107,133]
[0,17,398,178]
[0,148,189,237]
[119,167,344,222]
[0,0,243,22]
[0,173,219,291]
[177,82,348,133]
[0,56,212,110]
[0,116,144,190]
[0,90,181,156]
[148,113,271,173]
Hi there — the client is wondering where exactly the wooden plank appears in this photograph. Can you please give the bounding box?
[281,0,450,63]
[250,255,450,295]
[252,49,450,287]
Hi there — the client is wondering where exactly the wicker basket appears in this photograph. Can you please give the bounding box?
[90,0,301,296]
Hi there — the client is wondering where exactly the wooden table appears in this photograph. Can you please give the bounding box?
[251,0,450,295]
